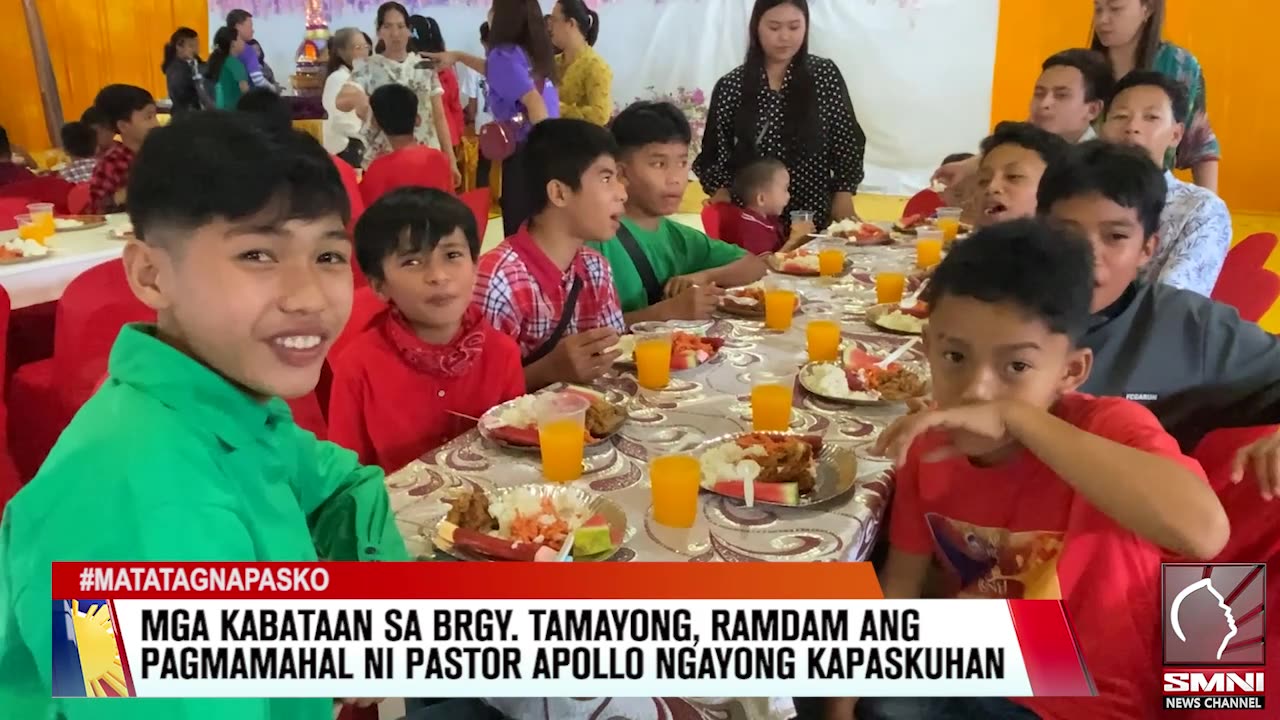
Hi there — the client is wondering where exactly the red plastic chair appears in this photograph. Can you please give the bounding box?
[359,149,453,208]
[701,202,738,240]
[0,176,73,213]
[902,189,944,221]
[1211,233,1280,323]
[66,183,91,215]
[0,197,32,230]
[460,188,490,242]
[8,260,155,479]
[0,286,20,510]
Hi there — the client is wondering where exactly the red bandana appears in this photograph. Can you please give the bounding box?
[381,305,486,378]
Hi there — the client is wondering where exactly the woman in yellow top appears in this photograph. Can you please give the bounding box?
[548,0,613,125]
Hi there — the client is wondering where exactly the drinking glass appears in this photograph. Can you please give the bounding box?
[633,327,673,390]
[935,207,963,246]
[763,276,797,331]
[751,372,794,432]
[650,454,701,528]
[536,392,591,482]
[916,229,944,269]
[875,271,907,305]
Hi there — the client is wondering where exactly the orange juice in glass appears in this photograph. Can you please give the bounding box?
[15,215,40,243]
[875,271,906,304]
[633,328,673,390]
[763,277,797,331]
[916,229,943,269]
[27,203,55,240]
[650,454,701,528]
[536,392,591,482]
[935,207,962,246]
[818,248,844,277]
[751,373,794,432]
[807,319,842,363]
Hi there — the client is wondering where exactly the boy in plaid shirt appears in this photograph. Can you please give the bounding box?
[473,118,628,390]
[87,85,158,214]
[57,122,98,184]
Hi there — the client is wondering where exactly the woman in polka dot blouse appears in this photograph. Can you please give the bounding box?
[694,0,865,232]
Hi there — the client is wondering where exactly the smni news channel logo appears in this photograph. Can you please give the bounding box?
[1162,563,1266,712]
[51,599,135,698]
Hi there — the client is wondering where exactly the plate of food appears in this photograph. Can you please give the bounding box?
[54,215,108,232]
[0,238,52,265]
[697,432,858,507]
[613,329,725,371]
[766,249,849,276]
[799,349,929,406]
[433,484,627,562]
[717,283,806,318]
[477,384,628,451]
[110,223,135,240]
[819,219,892,246]
[865,303,928,335]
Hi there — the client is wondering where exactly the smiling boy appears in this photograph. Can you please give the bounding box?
[974,121,1069,227]
[1100,71,1230,297]
[592,101,766,324]
[856,219,1226,720]
[0,112,406,720]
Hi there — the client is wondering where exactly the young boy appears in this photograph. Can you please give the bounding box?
[722,157,789,255]
[473,118,627,390]
[87,84,158,214]
[0,126,35,187]
[57,121,98,184]
[0,112,406,719]
[592,101,766,324]
[329,187,524,473]
[974,121,1069,227]
[79,106,118,157]
[1100,71,1230,297]
[855,219,1227,720]
[361,83,454,206]
[1030,48,1112,145]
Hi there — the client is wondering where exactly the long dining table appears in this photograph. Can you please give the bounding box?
[383,237,930,720]
[0,214,129,310]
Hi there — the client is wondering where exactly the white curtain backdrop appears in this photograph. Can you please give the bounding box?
[225,0,999,195]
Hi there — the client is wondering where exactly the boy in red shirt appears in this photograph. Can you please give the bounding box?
[87,84,158,214]
[721,157,788,255]
[328,187,524,473]
[851,219,1228,720]
[474,118,627,390]
[360,83,455,207]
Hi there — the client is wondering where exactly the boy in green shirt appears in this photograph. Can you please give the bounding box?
[0,112,407,719]
[591,101,766,325]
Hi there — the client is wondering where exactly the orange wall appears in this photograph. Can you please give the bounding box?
[992,0,1280,215]
[0,1,54,151]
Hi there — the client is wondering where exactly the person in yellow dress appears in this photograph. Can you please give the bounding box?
[548,0,613,125]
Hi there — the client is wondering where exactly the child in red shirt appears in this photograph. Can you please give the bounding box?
[360,83,455,207]
[328,187,524,473]
[851,219,1228,720]
[720,157,788,255]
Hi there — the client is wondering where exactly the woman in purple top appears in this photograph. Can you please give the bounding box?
[426,0,558,235]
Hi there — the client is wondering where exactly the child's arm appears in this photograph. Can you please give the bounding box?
[700,254,768,289]
[294,432,409,562]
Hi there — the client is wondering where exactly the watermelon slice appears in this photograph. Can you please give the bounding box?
[894,213,926,232]
[711,480,800,505]
[572,513,622,557]
[670,335,725,370]
[901,302,929,319]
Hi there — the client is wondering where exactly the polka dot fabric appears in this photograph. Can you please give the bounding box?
[694,56,866,231]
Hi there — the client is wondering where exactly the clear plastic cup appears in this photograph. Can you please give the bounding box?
[26,203,55,239]
[650,454,701,528]
[751,370,795,432]
[632,326,673,390]
[804,304,842,363]
[935,207,963,245]
[762,276,797,331]
[535,392,592,482]
[915,228,944,269]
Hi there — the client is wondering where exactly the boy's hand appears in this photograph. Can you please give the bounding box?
[873,402,1010,467]
[665,272,717,298]
[668,283,722,320]
[556,327,621,383]
[1230,432,1280,500]
[450,162,463,189]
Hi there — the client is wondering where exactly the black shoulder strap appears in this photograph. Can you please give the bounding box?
[522,274,584,367]
[615,223,664,307]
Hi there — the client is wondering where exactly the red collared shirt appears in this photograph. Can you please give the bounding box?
[473,227,626,358]
[722,206,783,255]
[88,142,135,214]
[359,145,453,207]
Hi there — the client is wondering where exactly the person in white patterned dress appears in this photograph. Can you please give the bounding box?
[1101,71,1230,298]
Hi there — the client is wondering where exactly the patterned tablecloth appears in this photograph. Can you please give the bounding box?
[385,242,928,720]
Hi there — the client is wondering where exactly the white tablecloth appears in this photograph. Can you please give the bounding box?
[0,215,129,309]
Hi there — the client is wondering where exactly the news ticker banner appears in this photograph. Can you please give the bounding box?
[51,562,1093,699]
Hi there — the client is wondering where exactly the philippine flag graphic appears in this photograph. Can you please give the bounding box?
[51,600,135,697]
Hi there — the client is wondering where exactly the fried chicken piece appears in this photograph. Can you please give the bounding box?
[444,487,497,532]
[585,397,625,438]
[735,434,818,493]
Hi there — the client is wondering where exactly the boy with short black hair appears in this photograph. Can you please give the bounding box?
[329,187,524,473]
[0,111,406,719]
[237,86,293,137]
[79,106,117,157]
[87,84,158,213]
[975,121,1069,227]
[592,101,766,324]
[721,157,789,255]
[1101,71,1230,297]
[0,126,35,187]
[1032,48,1112,144]
[361,83,454,206]
[853,218,1227,720]
[473,118,627,390]
[57,121,98,184]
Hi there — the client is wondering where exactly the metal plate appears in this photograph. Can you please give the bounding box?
[432,484,628,562]
[477,383,630,453]
[54,215,108,232]
[694,431,859,508]
[717,289,807,318]
[798,361,928,406]
[865,303,926,335]
[766,252,852,277]
[0,250,54,265]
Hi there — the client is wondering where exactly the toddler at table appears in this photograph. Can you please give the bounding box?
[590,101,765,325]
[974,121,1068,228]
[57,121,99,184]
[721,157,789,255]
[850,220,1227,720]
[0,112,406,720]
[360,83,456,207]
[328,187,525,473]
[473,118,627,390]
[87,84,158,214]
